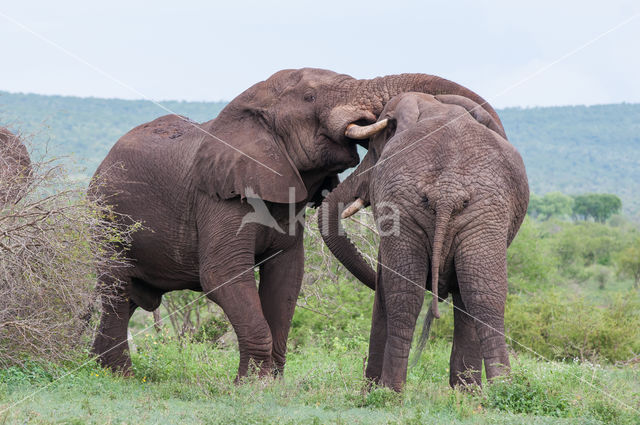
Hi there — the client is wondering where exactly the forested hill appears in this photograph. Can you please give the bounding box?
[499,104,640,219]
[1,91,639,219]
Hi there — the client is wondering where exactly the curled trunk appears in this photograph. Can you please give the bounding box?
[317,178,376,290]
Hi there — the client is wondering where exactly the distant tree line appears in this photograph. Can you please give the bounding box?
[528,192,622,223]
[2,91,640,220]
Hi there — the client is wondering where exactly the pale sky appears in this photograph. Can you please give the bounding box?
[1,1,639,107]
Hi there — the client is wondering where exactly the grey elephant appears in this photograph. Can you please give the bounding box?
[90,68,504,379]
[0,127,31,207]
[319,92,528,390]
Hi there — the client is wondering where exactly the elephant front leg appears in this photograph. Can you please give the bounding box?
[258,240,304,376]
[204,272,274,379]
[92,276,138,375]
[198,209,273,379]
[449,291,482,388]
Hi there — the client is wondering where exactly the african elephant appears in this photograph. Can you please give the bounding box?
[319,92,528,390]
[0,127,32,207]
[90,68,505,379]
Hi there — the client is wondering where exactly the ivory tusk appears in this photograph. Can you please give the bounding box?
[345,119,389,140]
[341,198,366,219]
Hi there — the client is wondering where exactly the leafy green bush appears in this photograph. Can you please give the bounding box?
[617,236,640,288]
[552,221,627,268]
[582,264,613,289]
[192,315,230,344]
[506,217,557,291]
[528,192,574,220]
[505,290,640,362]
[484,368,569,416]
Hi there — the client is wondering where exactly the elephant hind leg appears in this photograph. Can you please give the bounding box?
[92,276,137,375]
[454,230,510,382]
[449,291,482,388]
[365,261,386,385]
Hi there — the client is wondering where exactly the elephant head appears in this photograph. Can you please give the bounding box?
[0,127,32,207]
[319,92,528,390]
[192,68,504,212]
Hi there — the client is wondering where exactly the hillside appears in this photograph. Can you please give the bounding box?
[1,91,639,219]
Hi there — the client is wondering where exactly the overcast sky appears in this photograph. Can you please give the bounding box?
[1,1,639,107]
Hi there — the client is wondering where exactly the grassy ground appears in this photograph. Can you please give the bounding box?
[1,335,638,424]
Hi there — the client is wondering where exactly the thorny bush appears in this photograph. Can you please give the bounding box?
[0,151,137,367]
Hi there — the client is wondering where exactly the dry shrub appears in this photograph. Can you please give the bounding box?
[0,152,135,367]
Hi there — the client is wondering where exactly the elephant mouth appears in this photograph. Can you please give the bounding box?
[319,133,359,170]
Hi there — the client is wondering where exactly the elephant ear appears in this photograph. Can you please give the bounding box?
[434,94,506,138]
[193,116,307,204]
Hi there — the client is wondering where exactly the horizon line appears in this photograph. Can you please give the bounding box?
[1,88,639,110]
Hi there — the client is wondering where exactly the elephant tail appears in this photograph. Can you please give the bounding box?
[410,203,451,367]
[429,203,453,319]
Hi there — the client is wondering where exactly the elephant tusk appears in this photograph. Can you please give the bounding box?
[341,198,366,219]
[345,119,389,140]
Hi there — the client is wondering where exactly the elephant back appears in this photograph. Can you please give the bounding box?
[1,127,32,206]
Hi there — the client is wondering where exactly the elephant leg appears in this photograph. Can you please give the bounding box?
[449,291,482,388]
[258,239,304,376]
[202,269,273,379]
[197,205,273,379]
[92,276,137,375]
[378,238,428,391]
[365,262,386,385]
[455,229,510,382]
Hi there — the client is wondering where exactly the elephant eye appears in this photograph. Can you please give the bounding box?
[463,200,469,208]
[303,92,316,103]
[421,196,429,207]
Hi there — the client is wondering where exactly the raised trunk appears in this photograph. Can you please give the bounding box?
[357,74,506,139]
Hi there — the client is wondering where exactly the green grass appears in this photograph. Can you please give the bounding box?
[0,336,637,424]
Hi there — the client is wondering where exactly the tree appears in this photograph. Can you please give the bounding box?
[617,237,640,288]
[572,193,622,223]
[527,192,574,220]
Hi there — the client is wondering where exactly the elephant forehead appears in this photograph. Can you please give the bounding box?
[264,68,344,93]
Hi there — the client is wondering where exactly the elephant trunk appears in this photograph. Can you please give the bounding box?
[318,179,376,290]
[429,203,453,319]
[356,74,506,139]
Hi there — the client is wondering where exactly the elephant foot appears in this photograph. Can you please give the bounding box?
[92,336,133,374]
[450,368,482,390]
[449,347,482,389]
[379,379,404,393]
[93,349,133,376]
[484,356,510,382]
[235,353,275,383]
